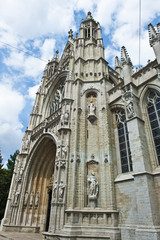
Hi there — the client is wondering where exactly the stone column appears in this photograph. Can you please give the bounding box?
[126,112,160,239]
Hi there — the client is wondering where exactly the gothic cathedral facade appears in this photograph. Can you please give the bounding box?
[2,12,160,240]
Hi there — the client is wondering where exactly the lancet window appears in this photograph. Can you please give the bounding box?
[115,110,133,173]
[147,91,160,164]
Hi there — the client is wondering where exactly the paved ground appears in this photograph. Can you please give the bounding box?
[0,231,43,240]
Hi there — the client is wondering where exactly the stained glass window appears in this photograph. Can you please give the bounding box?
[115,110,133,173]
[147,91,160,164]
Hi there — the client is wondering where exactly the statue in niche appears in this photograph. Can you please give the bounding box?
[61,110,69,126]
[22,134,29,152]
[58,180,65,202]
[24,191,29,206]
[14,191,20,204]
[88,101,96,116]
[18,166,23,181]
[30,192,34,207]
[62,146,67,159]
[35,192,39,207]
[88,171,98,200]
[53,180,58,200]
[56,146,61,159]
[122,88,134,118]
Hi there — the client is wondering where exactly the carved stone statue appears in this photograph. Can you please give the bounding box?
[61,110,69,126]
[30,192,34,207]
[35,192,39,207]
[88,101,96,115]
[122,88,134,118]
[22,134,29,152]
[62,146,67,159]
[53,180,58,200]
[56,146,61,159]
[88,171,98,200]
[24,191,29,206]
[19,166,23,180]
[58,180,65,202]
[14,191,20,204]
[64,111,69,125]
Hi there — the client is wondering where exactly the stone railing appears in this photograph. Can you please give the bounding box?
[65,209,119,227]
[108,66,119,78]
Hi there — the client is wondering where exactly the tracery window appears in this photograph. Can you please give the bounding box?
[115,110,133,173]
[147,91,160,164]
[49,82,65,115]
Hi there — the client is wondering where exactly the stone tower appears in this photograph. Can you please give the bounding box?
[2,13,160,240]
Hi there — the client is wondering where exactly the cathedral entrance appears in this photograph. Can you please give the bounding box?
[45,189,52,231]
[21,135,56,232]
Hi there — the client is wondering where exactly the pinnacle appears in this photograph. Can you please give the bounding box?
[121,46,132,66]
[148,23,158,46]
[157,23,160,33]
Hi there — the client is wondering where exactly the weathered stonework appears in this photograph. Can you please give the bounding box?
[1,12,160,240]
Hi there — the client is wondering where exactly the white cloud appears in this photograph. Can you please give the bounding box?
[3,37,56,79]
[0,81,25,161]
[41,38,56,60]
[28,84,40,102]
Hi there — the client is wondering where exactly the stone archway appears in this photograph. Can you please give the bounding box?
[21,136,56,232]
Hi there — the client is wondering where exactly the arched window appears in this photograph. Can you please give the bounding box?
[115,110,133,173]
[147,91,160,164]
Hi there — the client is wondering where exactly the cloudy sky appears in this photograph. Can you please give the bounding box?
[0,0,160,164]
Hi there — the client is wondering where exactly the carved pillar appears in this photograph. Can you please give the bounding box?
[49,101,71,233]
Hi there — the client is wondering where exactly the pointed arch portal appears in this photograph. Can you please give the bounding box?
[21,136,56,232]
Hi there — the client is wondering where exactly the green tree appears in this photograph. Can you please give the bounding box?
[7,150,19,180]
[0,150,19,220]
[0,151,3,169]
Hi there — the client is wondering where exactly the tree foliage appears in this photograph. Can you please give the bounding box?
[0,150,19,220]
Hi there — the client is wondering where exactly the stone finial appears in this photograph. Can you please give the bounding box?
[68,29,73,39]
[87,11,92,19]
[121,46,132,66]
[55,50,59,58]
[97,22,101,29]
[51,50,59,62]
